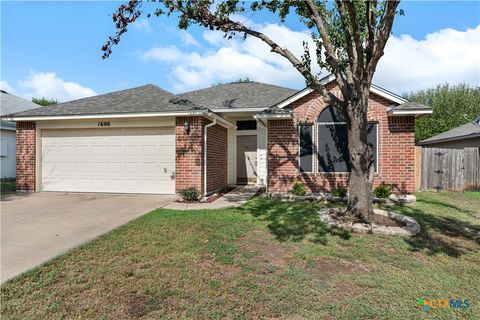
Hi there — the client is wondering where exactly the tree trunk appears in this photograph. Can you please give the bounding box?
[344,90,375,223]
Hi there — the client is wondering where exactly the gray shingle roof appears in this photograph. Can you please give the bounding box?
[7,82,298,118]
[8,85,205,118]
[419,117,480,145]
[389,101,431,111]
[178,82,298,110]
[1,91,41,128]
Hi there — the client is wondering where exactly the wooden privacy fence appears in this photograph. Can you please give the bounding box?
[415,147,480,191]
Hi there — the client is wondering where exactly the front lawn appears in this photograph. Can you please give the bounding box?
[2,192,479,319]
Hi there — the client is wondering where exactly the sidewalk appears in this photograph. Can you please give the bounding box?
[163,186,260,210]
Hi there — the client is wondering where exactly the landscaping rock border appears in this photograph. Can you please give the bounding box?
[318,208,421,236]
[261,192,416,205]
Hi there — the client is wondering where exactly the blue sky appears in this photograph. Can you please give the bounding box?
[1,1,479,102]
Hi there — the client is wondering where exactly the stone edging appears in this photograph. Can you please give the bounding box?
[261,192,416,204]
[318,208,421,237]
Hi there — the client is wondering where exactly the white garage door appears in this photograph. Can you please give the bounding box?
[41,127,175,194]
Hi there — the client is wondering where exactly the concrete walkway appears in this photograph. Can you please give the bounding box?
[164,185,259,210]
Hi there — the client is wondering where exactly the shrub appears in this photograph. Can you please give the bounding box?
[180,187,200,202]
[332,185,347,198]
[373,183,392,198]
[291,180,307,196]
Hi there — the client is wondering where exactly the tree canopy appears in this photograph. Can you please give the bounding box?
[32,97,58,106]
[406,83,480,142]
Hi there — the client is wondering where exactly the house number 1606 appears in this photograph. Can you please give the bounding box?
[98,121,111,127]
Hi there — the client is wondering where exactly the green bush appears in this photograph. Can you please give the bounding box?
[180,187,200,201]
[332,185,347,198]
[291,181,307,196]
[373,183,392,198]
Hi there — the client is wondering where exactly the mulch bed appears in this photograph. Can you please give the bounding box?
[330,209,405,228]
[176,186,236,203]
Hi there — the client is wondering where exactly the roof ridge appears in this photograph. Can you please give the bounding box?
[179,81,297,95]
[48,84,174,107]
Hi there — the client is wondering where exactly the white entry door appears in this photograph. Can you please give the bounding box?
[41,127,175,194]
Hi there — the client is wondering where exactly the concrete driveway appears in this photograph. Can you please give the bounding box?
[1,192,176,283]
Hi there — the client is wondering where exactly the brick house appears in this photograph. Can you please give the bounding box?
[6,75,431,196]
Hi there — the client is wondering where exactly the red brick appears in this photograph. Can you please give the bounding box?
[16,121,36,192]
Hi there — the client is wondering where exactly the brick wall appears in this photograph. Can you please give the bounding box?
[16,121,36,192]
[175,117,205,194]
[267,90,416,194]
[206,124,228,193]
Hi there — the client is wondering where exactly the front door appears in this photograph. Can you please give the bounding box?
[237,135,257,185]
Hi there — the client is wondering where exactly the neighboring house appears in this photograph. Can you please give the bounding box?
[0,90,40,179]
[418,116,480,148]
[5,75,431,195]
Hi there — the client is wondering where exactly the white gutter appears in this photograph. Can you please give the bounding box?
[211,108,266,113]
[4,110,236,128]
[205,111,235,128]
[4,111,205,122]
[255,113,292,120]
[387,109,433,116]
[204,118,217,197]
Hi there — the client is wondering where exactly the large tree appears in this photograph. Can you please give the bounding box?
[406,83,480,142]
[103,0,402,223]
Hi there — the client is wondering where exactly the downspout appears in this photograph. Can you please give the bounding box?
[204,118,217,197]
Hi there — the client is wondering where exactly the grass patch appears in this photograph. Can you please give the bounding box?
[2,192,479,319]
[1,179,15,195]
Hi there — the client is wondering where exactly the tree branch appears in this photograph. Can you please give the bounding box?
[344,0,364,79]
[335,0,356,83]
[304,0,351,98]
[169,2,343,105]
[368,1,399,77]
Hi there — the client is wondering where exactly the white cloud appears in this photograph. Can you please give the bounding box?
[0,80,15,93]
[139,45,194,64]
[180,31,200,46]
[139,21,480,94]
[18,71,96,101]
[131,19,152,33]
[375,25,480,93]
[138,22,319,92]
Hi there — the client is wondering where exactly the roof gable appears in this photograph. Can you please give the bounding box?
[274,74,408,109]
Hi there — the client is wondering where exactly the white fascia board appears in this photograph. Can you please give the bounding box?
[254,113,292,120]
[6,110,235,128]
[211,108,266,113]
[388,109,433,116]
[5,110,206,122]
[274,88,313,109]
[370,85,408,104]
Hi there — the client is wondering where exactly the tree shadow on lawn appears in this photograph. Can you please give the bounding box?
[379,200,480,258]
[235,198,351,244]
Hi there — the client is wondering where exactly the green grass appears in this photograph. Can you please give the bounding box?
[2,192,479,319]
[0,179,16,195]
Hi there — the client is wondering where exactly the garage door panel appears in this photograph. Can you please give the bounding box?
[42,127,175,194]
